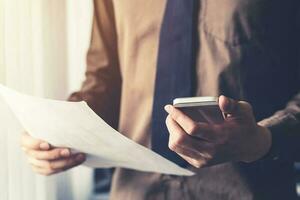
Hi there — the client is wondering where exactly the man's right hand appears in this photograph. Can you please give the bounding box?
[21,132,86,176]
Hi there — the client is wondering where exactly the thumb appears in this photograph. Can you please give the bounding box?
[218,95,238,115]
[218,95,254,119]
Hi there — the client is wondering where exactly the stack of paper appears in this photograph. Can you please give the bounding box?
[0,84,193,176]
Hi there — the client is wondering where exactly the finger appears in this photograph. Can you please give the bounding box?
[176,147,200,161]
[165,108,214,141]
[165,105,196,132]
[166,115,190,151]
[166,115,214,154]
[49,154,86,170]
[28,153,85,171]
[27,148,71,160]
[218,95,238,115]
[165,105,214,139]
[174,143,212,161]
[177,152,208,168]
[167,128,212,163]
[218,96,254,120]
[31,165,62,176]
[21,132,50,150]
[187,122,215,141]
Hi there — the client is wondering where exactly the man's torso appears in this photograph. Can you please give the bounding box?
[94,0,300,199]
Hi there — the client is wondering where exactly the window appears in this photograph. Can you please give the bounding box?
[0,1,93,199]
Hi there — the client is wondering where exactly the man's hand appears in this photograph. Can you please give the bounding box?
[165,95,272,168]
[21,132,86,176]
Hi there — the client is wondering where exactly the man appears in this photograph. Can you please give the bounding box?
[21,0,300,199]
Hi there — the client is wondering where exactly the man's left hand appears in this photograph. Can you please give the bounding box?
[165,95,272,168]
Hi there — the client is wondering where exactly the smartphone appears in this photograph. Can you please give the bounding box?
[173,97,224,124]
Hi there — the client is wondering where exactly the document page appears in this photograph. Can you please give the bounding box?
[0,84,193,176]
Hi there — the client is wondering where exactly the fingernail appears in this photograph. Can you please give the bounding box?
[40,142,50,150]
[61,149,70,157]
[76,154,85,162]
[164,105,171,112]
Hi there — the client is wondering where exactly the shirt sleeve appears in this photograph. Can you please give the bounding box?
[258,9,300,162]
[68,0,121,129]
[259,94,300,162]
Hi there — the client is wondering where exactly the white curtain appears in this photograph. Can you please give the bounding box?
[0,0,94,199]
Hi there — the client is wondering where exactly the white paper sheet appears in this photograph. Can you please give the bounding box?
[0,84,193,176]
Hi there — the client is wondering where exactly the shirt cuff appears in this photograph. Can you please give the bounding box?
[258,112,299,162]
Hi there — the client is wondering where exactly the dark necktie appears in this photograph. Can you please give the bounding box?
[151,0,199,166]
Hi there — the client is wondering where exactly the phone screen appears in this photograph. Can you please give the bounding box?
[173,97,224,124]
[176,104,224,124]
